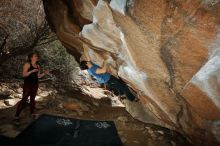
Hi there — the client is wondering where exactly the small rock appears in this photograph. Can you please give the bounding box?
[147,128,154,134]
[14,94,23,99]
[58,103,63,108]
[92,101,99,107]
[133,140,140,143]
[150,132,157,140]
[4,100,10,106]
[157,130,164,135]
[17,88,23,93]
[77,111,83,116]
[170,140,176,146]
[157,136,164,140]
[121,137,127,143]
[118,131,123,135]
[4,98,19,106]
[13,94,22,99]
[117,116,128,123]
[39,91,50,97]
[79,103,90,111]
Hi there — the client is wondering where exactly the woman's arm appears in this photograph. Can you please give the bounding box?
[95,61,109,74]
[95,55,113,74]
[83,44,111,74]
[38,65,49,78]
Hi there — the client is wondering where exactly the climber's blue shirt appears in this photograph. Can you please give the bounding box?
[87,63,111,84]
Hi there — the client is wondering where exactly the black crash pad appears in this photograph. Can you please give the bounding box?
[0,135,15,146]
[15,114,123,146]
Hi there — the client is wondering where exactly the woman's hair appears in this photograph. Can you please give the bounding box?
[27,52,38,63]
[79,61,88,70]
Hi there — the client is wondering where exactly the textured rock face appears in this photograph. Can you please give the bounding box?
[0,0,217,145]
[0,0,46,63]
[43,0,96,62]
[44,0,220,145]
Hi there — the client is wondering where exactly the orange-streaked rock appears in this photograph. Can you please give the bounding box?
[44,0,220,145]
[181,83,220,120]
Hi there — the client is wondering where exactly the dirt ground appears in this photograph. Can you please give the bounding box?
[0,80,193,146]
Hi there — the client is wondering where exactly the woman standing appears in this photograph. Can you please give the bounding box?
[14,53,49,123]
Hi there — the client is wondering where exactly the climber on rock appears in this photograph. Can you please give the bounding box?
[79,44,139,102]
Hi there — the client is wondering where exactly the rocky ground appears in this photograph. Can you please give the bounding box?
[0,79,192,146]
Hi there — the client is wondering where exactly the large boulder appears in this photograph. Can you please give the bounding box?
[44,0,220,145]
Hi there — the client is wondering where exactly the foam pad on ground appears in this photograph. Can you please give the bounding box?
[15,114,123,146]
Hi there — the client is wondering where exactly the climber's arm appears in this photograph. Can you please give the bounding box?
[95,61,109,74]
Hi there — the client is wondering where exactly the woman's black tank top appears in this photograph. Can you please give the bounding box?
[24,63,38,84]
